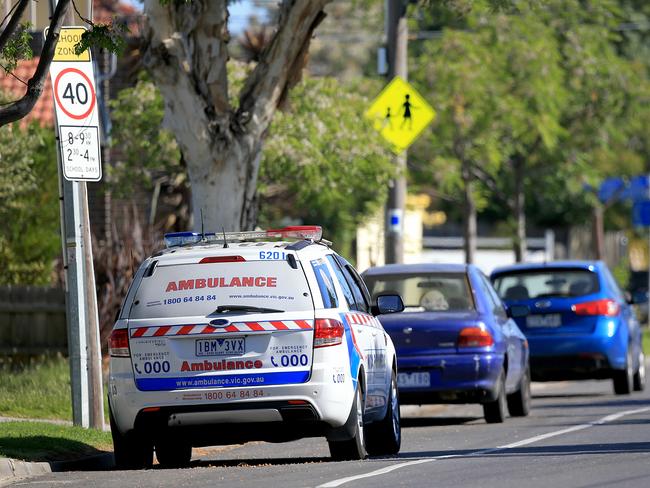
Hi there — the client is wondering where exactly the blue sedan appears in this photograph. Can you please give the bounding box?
[363,263,530,423]
[491,261,646,395]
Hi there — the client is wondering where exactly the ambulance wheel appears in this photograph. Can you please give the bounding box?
[155,437,192,468]
[110,405,153,470]
[366,371,401,456]
[328,386,367,460]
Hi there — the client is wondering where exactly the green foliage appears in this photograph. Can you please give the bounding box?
[108,77,182,195]
[0,22,33,73]
[74,22,129,57]
[0,122,59,285]
[259,76,395,256]
[410,0,650,235]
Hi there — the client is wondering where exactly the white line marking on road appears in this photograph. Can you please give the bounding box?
[317,406,650,488]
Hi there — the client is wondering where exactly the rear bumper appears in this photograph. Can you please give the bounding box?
[130,400,330,446]
[529,355,614,381]
[108,356,356,440]
[396,353,503,404]
[527,327,628,380]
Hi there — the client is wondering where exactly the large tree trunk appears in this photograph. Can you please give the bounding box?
[143,0,329,231]
[462,160,477,264]
[513,156,527,262]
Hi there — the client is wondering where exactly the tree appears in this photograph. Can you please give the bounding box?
[0,0,124,127]
[142,0,333,232]
[0,121,59,284]
[411,26,505,263]
[259,75,394,257]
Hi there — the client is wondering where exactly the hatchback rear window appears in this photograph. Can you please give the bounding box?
[492,269,600,300]
[364,273,474,312]
[129,261,313,319]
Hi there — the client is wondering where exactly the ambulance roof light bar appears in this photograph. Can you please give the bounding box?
[164,225,328,248]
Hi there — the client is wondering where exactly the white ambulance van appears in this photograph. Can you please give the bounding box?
[108,226,403,468]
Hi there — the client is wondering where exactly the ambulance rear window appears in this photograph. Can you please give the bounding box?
[129,260,313,319]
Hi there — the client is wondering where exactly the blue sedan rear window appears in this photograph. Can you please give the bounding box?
[493,269,600,300]
[364,273,474,312]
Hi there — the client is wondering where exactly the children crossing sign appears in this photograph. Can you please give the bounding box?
[365,76,435,154]
[48,26,102,182]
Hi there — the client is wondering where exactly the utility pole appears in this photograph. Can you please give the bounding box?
[385,0,408,264]
[51,0,104,429]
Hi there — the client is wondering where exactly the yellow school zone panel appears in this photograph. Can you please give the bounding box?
[52,27,90,62]
[365,76,435,153]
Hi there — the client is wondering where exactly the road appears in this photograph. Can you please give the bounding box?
[9,379,650,488]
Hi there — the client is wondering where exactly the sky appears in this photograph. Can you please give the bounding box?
[120,1,266,35]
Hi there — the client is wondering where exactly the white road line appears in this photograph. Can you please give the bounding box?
[317,406,650,488]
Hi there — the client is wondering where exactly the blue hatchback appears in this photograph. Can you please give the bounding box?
[363,263,530,423]
[491,261,646,395]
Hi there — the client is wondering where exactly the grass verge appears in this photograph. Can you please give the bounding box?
[643,328,650,356]
[0,356,73,421]
[0,421,112,462]
[0,355,109,422]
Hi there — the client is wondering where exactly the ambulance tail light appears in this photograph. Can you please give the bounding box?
[109,329,130,357]
[458,327,494,348]
[314,318,344,348]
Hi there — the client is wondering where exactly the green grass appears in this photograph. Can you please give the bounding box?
[643,328,650,356]
[0,356,74,421]
[0,421,112,462]
[0,355,109,422]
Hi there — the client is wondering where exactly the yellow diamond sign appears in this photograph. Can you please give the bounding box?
[365,76,435,154]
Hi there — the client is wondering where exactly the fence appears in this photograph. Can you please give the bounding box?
[0,286,67,356]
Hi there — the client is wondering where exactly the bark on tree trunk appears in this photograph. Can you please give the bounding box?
[513,156,526,262]
[142,0,329,232]
[462,160,477,264]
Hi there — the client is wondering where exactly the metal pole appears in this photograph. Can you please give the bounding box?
[51,0,103,429]
[385,0,408,264]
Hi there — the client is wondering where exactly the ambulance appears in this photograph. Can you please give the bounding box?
[108,226,403,468]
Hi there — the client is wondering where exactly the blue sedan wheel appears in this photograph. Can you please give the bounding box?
[613,348,634,395]
[634,350,646,392]
[507,366,531,417]
[483,370,507,423]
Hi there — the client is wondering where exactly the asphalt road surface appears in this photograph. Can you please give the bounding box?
[9,379,650,488]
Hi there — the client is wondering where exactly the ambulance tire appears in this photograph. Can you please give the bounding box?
[110,405,153,470]
[155,437,192,468]
[366,371,401,456]
[328,385,368,461]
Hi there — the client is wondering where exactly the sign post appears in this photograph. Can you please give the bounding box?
[365,74,435,264]
[49,25,104,429]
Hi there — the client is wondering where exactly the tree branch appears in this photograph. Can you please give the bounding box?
[237,0,331,137]
[0,0,72,127]
[0,0,30,54]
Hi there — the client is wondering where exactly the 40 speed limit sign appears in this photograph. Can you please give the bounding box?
[48,26,102,182]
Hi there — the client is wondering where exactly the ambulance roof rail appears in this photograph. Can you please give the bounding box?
[163,225,332,248]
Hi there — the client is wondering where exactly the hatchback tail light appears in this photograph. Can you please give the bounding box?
[314,318,344,348]
[458,327,494,348]
[109,328,130,357]
[572,299,619,317]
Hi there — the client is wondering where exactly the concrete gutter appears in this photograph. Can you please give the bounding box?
[0,452,114,485]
